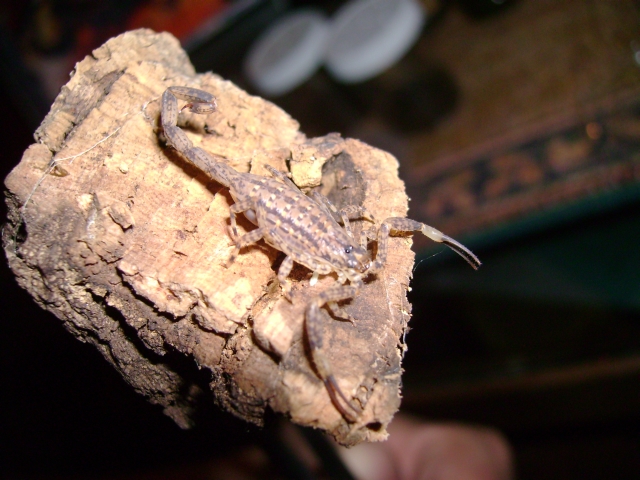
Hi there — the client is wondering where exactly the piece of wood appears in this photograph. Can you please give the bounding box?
[3,29,415,446]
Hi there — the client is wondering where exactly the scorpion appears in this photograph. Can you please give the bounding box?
[160,86,481,421]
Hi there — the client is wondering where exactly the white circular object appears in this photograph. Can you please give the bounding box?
[325,0,426,83]
[244,10,329,97]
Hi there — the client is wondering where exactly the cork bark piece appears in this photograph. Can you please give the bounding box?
[3,29,414,446]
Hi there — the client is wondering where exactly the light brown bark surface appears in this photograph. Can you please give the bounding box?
[3,29,415,446]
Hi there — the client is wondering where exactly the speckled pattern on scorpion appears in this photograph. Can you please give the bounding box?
[160,86,481,421]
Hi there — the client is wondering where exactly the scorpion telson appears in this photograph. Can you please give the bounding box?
[160,86,481,421]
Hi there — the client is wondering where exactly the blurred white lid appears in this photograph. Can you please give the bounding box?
[325,0,426,83]
[244,9,329,96]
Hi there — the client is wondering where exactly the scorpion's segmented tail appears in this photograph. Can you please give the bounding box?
[161,87,237,188]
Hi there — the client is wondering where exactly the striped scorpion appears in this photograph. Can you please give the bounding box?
[160,86,481,421]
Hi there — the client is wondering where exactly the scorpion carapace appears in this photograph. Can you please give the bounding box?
[160,86,481,421]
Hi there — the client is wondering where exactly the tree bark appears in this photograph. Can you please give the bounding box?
[3,29,415,446]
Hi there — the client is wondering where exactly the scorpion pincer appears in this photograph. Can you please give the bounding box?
[159,86,481,421]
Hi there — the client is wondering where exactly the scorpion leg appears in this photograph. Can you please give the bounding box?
[359,227,372,249]
[263,165,301,192]
[340,204,376,223]
[277,255,294,299]
[372,218,481,271]
[336,205,376,242]
[228,199,255,238]
[309,191,343,224]
[226,227,266,267]
[310,192,375,224]
[306,283,362,421]
[310,192,375,240]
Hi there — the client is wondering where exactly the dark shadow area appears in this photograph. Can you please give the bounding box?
[404,201,640,479]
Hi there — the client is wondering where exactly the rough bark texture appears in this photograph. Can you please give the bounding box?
[3,30,415,446]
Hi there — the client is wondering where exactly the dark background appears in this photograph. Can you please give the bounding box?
[1,1,639,478]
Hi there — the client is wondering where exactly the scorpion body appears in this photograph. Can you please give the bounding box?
[160,86,481,420]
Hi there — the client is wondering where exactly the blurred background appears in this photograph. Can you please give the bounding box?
[1,0,639,478]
